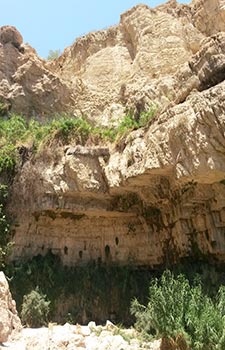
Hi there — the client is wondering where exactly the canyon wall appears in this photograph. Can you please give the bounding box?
[1,0,222,124]
[1,0,225,268]
[9,78,225,267]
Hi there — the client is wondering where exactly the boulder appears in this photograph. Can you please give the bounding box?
[0,26,23,48]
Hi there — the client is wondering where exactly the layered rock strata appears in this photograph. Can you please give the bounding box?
[1,0,225,124]
[9,77,225,266]
[2,0,225,267]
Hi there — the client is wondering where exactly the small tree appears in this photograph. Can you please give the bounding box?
[47,49,61,60]
[21,287,50,327]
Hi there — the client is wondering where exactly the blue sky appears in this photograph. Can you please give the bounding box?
[0,0,190,58]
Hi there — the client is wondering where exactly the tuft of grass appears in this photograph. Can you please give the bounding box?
[138,104,158,127]
[115,103,157,137]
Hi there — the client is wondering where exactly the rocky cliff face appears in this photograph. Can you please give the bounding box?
[0,26,75,116]
[2,0,225,268]
[9,79,225,267]
[0,0,217,123]
[0,272,21,343]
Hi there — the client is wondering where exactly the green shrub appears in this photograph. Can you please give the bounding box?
[21,287,50,327]
[48,115,92,143]
[0,114,27,141]
[116,113,139,135]
[138,104,157,127]
[114,103,157,139]
[131,271,189,339]
[131,270,225,350]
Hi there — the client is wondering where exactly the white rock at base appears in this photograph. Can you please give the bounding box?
[88,321,96,331]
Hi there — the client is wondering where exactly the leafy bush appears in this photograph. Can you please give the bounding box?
[21,287,50,327]
[131,270,225,350]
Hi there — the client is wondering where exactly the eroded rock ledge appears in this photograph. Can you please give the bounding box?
[9,78,225,267]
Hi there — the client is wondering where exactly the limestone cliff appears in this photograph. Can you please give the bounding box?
[9,78,225,267]
[1,0,225,269]
[0,272,21,343]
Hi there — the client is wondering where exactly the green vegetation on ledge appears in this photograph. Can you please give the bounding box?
[0,105,157,174]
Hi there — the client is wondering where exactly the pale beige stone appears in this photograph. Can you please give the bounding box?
[0,272,21,343]
[192,0,225,35]
[0,1,207,123]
